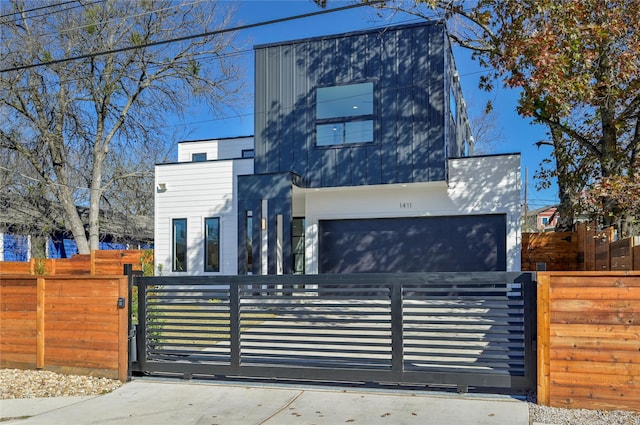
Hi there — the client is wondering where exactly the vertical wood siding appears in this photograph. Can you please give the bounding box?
[254,22,451,187]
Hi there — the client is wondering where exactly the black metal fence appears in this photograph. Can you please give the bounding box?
[129,272,536,394]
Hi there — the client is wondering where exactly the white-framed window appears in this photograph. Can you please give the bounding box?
[316,82,374,146]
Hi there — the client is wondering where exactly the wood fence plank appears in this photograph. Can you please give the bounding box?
[550,299,640,313]
[550,286,640,300]
[550,310,639,325]
[550,371,637,386]
[537,273,551,405]
[550,323,640,338]
[550,335,640,351]
[45,315,119,329]
[546,275,640,287]
[550,359,640,375]
[550,348,640,363]
[549,384,640,412]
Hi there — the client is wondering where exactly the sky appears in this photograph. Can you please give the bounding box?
[166,0,559,211]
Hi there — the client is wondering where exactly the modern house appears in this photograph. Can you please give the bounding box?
[154,21,522,276]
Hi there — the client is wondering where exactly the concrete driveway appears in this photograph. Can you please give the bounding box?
[0,378,529,425]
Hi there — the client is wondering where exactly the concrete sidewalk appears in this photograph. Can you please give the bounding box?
[1,379,529,425]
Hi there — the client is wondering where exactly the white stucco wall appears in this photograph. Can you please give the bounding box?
[154,158,253,275]
[303,154,521,273]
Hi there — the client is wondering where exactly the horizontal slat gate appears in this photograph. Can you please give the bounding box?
[131,273,535,393]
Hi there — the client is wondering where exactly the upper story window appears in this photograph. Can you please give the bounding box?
[316,82,374,147]
[192,153,207,162]
[241,149,255,159]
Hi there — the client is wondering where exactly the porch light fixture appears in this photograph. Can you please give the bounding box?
[261,218,267,230]
[157,183,167,191]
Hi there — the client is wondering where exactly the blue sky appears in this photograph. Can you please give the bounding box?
[167,0,559,210]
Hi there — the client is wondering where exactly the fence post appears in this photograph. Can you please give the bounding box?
[36,277,45,369]
[230,281,241,374]
[90,250,96,275]
[390,281,403,379]
[536,273,551,406]
[136,273,147,373]
[124,264,135,380]
[520,272,537,395]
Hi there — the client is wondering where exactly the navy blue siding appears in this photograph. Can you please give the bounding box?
[254,21,463,188]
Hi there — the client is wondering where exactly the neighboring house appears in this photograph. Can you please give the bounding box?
[524,206,558,232]
[154,21,522,276]
[0,194,153,261]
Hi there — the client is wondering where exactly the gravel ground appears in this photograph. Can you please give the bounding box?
[0,369,122,399]
[2,369,639,424]
[529,402,640,425]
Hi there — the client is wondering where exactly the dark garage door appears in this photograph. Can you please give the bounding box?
[319,214,507,273]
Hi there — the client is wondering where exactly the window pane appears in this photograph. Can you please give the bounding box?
[291,218,305,274]
[316,123,344,146]
[204,218,220,272]
[317,82,373,119]
[246,212,253,273]
[345,120,374,144]
[192,153,206,162]
[172,219,187,272]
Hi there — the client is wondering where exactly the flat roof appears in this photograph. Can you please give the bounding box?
[254,20,443,50]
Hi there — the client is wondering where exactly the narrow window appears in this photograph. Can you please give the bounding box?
[245,211,253,273]
[204,217,220,272]
[242,149,255,159]
[172,218,187,272]
[316,82,374,146]
[291,218,305,274]
[192,153,207,162]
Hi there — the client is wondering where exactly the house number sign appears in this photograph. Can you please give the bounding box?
[400,202,413,209]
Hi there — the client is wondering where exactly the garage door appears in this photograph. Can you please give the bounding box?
[319,214,507,273]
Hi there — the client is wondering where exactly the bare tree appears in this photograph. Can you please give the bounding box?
[0,0,243,253]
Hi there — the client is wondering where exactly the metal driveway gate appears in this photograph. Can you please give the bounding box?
[129,272,536,394]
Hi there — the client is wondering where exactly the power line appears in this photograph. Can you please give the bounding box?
[0,1,107,25]
[0,16,430,97]
[0,1,384,73]
[0,0,78,19]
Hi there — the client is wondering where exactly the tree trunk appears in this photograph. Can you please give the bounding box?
[550,125,576,231]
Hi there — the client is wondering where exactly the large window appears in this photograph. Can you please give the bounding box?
[204,217,220,272]
[316,82,374,146]
[172,218,187,272]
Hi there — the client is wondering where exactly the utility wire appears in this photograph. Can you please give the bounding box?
[0,1,105,24]
[0,0,78,19]
[0,1,384,73]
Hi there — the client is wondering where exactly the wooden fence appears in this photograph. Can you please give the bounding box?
[0,249,150,276]
[537,271,640,412]
[0,275,128,381]
[522,224,639,271]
